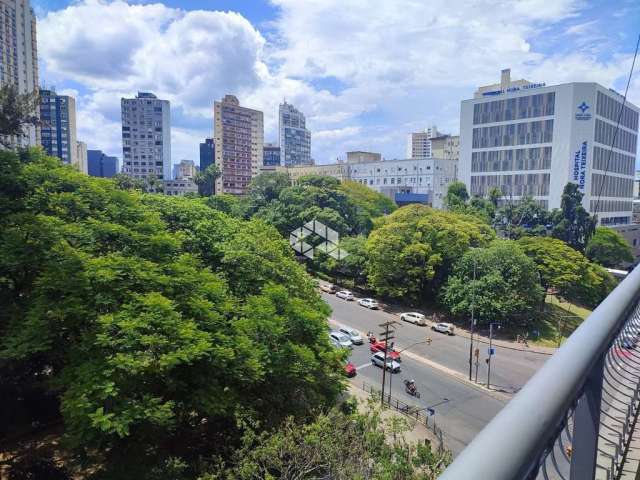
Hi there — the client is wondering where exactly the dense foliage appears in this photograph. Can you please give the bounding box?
[550,183,596,251]
[365,205,495,301]
[585,226,634,268]
[0,150,345,477]
[441,241,543,323]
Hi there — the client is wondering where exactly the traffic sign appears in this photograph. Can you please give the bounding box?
[488,347,495,356]
[426,408,435,416]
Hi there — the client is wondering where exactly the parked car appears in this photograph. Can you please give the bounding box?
[344,362,357,377]
[336,290,355,301]
[339,327,363,345]
[330,331,353,348]
[400,312,426,326]
[320,283,337,294]
[371,351,401,373]
[431,322,455,336]
[358,298,379,309]
[370,341,401,361]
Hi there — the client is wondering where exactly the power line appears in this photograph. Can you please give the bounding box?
[593,33,640,218]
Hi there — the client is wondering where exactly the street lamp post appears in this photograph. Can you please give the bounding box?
[487,322,500,389]
[468,257,477,381]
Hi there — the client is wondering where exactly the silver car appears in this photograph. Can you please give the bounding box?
[330,331,353,348]
[358,298,379,309]
[400,312,426,326]
[371,351,401,372]
[339,327,363,345]
[336,290,355,301]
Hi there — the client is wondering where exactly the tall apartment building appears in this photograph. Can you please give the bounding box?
[39,89,78,167]
[213,95,263,195]
[75,140,87,174]
[407,126,441,159]
[279,101,311,166]
[460,69,639,226]
[121,92,171,180]
[263,142,281,166]
[0,0,39,146]
[87,149,118,178]
[199,138,214,171]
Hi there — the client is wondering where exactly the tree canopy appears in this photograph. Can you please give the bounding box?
[585,226,634,268]
[551,183,596,251]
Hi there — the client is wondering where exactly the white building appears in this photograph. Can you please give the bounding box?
[121,92,171,180]
[460,69,639,226]
[175,159,196,180]
[279,101,311,166]
[348,157,458,208]
[75,140,87,174]
[407,126,441,159]
[164,179,198,196]
[1,0,39,147]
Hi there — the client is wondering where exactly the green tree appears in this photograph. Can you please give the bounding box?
[193,163,221,196]
[0,84,39,148]
[339,180,396,231]
[441,241,543,323]
[496,196,551,239]
[443,181,469,210]
[365,205,495,302]
[585,226,633,268]
[551,183,596,251]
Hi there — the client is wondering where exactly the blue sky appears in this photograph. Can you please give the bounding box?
[34,0,640,166]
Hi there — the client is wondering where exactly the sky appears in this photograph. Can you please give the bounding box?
[33,0,640,167]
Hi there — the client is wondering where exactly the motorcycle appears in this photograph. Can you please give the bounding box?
[367,331,377,344]
[404,379,421,398]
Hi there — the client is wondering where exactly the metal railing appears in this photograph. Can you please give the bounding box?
[439,264,640,480]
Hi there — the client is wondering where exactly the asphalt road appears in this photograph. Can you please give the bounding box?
[345,340,505,454]
[323,292,549,394]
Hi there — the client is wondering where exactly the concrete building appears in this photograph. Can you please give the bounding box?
[75,140,87,174]
[175,159,196,180]
[214,95,263,195]
[87,150,118,178]
[407,126,441,159]
[1,0,39,147]
[39,89,77,167]
[279,101,311,166]
[348,157,458,209]
[199,138,214,172]
[121,92,171,180]
[430,135,460,160]
[284,162,348,185]
[263,142,281,166]
[460,68,639,226]
[163,179,198,196]
[346,151,382,164]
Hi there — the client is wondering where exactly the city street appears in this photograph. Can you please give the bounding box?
[323,292,550,394]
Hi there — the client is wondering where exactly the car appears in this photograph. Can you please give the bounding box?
[330,331,353,348]
[336,290,355,301]
[320,283,337,294]
[339,327,363,345]
[358,298,379,309]
[400,312,426,326]
[431,322,455,336]
[371,351,401,373]
[369,341,401,361]
[344,362,357,377]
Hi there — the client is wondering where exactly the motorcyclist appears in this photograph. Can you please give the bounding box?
[405,379,416,393]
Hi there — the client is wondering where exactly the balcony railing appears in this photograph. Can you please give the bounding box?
[439,264,640,480]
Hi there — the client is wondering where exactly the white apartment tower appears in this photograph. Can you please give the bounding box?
[460,69,639,226]
[279,101,312,166]
[0,0,39,146]
[214,95,264,195]
[407,126,440,159]
[121,92,171,180]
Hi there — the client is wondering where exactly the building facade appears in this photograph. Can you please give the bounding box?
[430,135,460,160]
[1,0,39,146]
[284,163,348,185]
[460,69,639,226]
[263,142,281,166]
[279,101,311,166]
[214,95,263,195]
[175,159,196,180]
[75,140,87,174]
[199,138,214,172]
[348,157,458,209]
[121,92,171,180]
[87,149,118,178]
[39,89,77,167]
[346,151,382,164]
[163,179,198,196]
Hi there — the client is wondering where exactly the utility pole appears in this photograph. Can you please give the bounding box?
[468,257,477,381]
[378,321,396,406]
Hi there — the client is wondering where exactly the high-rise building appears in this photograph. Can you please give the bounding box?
[430,135,460,161]
[279,101,311,166]
[87,149,118,178]
[213,95,263,195]
[175,159,196,180]
[39,89,78,167]
[200,138,214,172]
[460,68,639,226]
[263,142,281,166]
[407,126,441,159]
[121,92,171,180]
[75,140,87,174]
[0,0,39,147]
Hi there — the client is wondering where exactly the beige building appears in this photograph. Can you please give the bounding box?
[430,135,459,161]
[75,140,87,174]
[214,95,263,195]
[176,159,196,180]
[346,151,382,164]
[283,162,349,185]
[407,126,441,159]
[164,179,198,196]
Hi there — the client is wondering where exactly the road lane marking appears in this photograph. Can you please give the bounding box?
[356,362,372,370]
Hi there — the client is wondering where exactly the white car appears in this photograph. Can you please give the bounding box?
[336,290,355,301]
[371,351,401,373]
[400,312,426,326]
[431,322,455,336]
[358,298,379,309]
[339,327,363,345]
[330,331,353,348]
